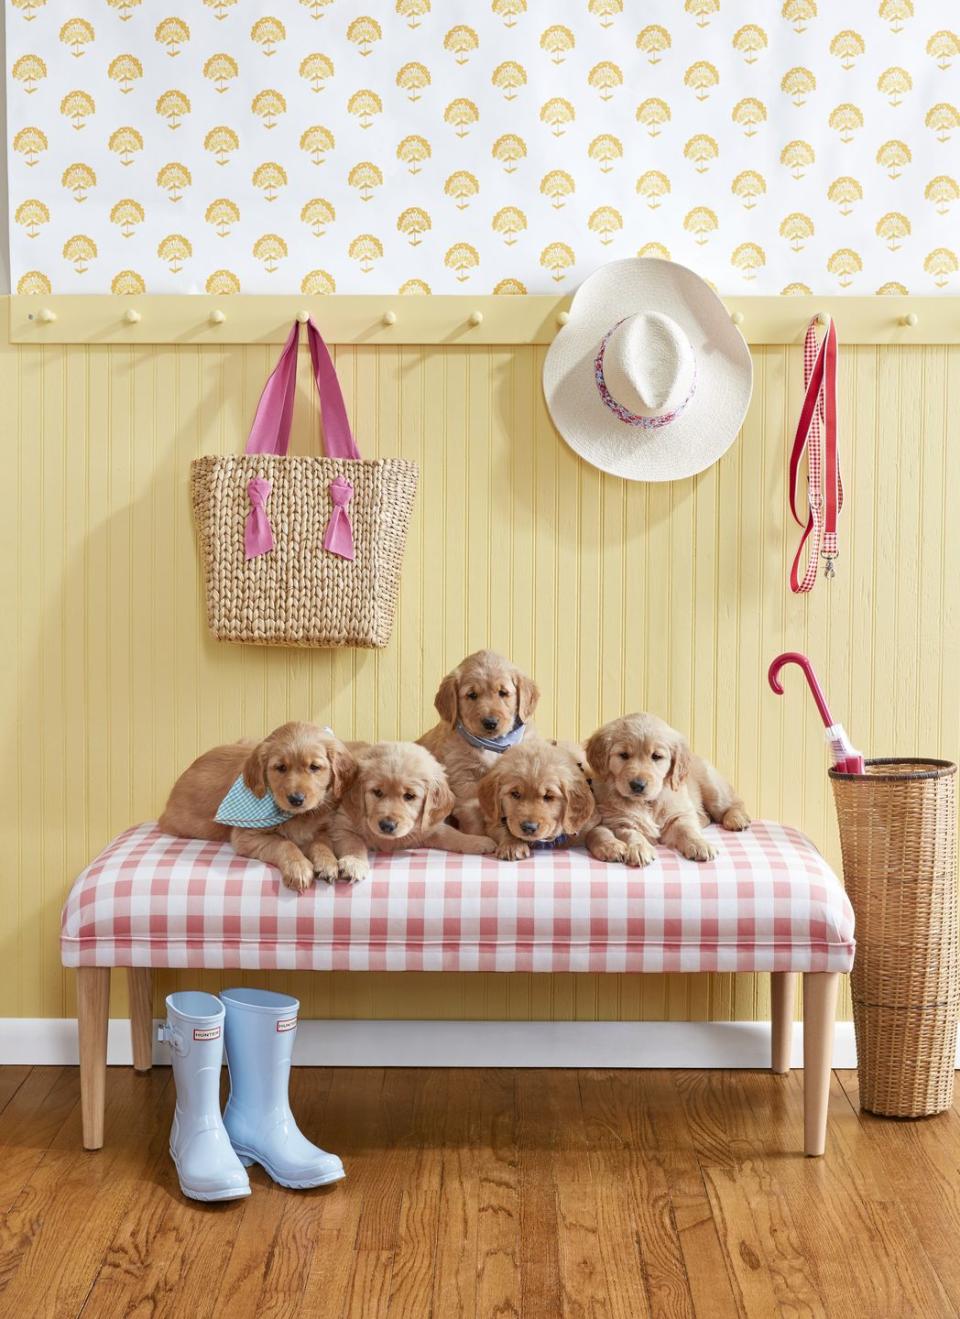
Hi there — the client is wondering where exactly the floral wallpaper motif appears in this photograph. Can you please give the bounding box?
[6,0,960,294]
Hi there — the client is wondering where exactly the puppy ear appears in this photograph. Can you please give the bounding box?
[434,671,459,725]
[423,770,456,831]
[476,766,502,827]
[516,672,540,723]
[242,741,269,797]
[584,728,610,782]
[326,742,357,802]
[561,773,596,835]
[669,737,691,791]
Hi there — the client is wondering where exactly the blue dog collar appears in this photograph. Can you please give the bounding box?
[215,775,293,829]
[530,833,570,851]
[455,718,526,754]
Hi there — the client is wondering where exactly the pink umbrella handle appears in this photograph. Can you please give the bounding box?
[767,651,835,729]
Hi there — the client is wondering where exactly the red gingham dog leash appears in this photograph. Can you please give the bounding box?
[789,315,841,592]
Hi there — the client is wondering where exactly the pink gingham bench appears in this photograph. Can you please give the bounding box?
[62,820,854,1156]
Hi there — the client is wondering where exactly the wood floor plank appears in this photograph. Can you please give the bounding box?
[317,1068,396,1316]
[0,1066,30,1116]
[516,1069,563,1319]
[211,1066,342,1319]
[640,1072,738,1319]
[475,1069,521,1319]
[675,1070,829,1317]
[432,1069,482,1319]
[385,1189,441,1319]
[829,1069,960,1315]
[0,1063,957,1318]
[578,1071,676,1319]
[0,1068,172,1318]
[0,1066,80,1212]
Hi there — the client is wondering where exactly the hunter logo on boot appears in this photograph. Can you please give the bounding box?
[276,1017,297,1032]
[193,1026,221,1041]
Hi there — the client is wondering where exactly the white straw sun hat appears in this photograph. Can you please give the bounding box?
[543,258,753,482]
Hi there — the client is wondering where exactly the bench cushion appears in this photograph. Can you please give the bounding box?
[60,821,855,974]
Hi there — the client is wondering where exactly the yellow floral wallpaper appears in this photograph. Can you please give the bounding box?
[6,0,960,294]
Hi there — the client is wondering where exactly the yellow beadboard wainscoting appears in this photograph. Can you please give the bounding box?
[1,296,958,1027]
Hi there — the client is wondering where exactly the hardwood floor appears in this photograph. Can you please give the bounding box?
[0,1064,958,1318]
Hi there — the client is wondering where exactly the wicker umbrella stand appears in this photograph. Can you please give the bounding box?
[830,759,958,1117]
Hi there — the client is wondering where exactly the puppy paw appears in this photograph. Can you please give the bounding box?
[680,835,718,863]
[496,840,531,861]
[281,855,316,892]
[309,847,339,884]
[590,838,627,864]
[472,836,497,855]
[721,806,751,832]
[625,840,657,868]
[338,855,370,885]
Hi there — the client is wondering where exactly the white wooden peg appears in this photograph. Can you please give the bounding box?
[123,309,141,325]
[209,309,225,325]
[900,312,918,328]
[469,310,484,327]
[730,310,744,326]
[816,311,829,326]
[296,309,310,324]
[557,310,570,326]
[382,310,397,327]
[37,308,57,324]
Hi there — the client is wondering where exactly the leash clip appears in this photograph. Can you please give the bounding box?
[823,555,836,579]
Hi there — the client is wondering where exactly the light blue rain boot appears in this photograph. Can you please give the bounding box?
[220,988,345,1189]
[159,991,251,1202]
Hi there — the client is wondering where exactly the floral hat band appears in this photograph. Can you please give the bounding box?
[594,313,699,430]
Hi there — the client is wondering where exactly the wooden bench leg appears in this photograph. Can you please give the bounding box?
[771,971,796,1074]
[803,971,839,1157]
[77,966,110,1151]
[127,968,154,1073]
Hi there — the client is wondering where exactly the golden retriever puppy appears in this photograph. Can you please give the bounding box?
[548,738,594,788]
[418,649,540,832]
[330,741,496,883]
[159,722,356,892]
[585,713,750,867]
[477,740,599,861]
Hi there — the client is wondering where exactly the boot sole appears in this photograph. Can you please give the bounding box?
[170,1150,251,1202]
[234,1148,346,1188]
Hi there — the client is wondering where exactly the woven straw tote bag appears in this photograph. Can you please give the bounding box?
[192,318,418,648]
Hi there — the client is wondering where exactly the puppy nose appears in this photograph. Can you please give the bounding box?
[287,792,305,807]
[629,779,646,795]
[520,820,539,835]
[378,818,396,834]
[482,717,499,731]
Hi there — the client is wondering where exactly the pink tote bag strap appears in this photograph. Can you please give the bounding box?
[243,318,359,561]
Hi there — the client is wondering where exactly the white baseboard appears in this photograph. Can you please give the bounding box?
[1,1017,869,1069]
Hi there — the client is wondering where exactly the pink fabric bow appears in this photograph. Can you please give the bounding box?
[244,477,274,560]
[323,475,355,561]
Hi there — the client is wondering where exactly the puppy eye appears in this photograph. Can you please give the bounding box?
[618,752,630,761]
[509,789,521,799]
[275,763,287,774]
[309,763,322,772]
[498,689,509,697]
[403,791,416,801]
[543,793,555,802]
[651,753,664,762]
[371,788,384,798]
[466,692,478,701]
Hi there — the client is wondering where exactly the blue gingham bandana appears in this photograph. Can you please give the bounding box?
[215,776,293,829]
[455,718,527,754]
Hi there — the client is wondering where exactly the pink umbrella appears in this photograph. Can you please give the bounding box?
[768,651,864,775]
